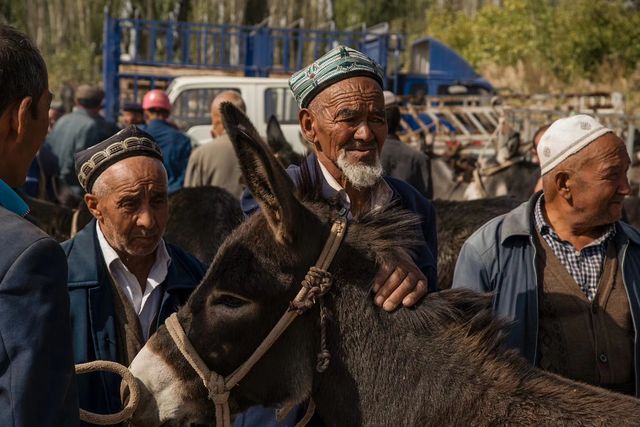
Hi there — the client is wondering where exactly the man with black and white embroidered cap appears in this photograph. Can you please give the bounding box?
[453,114,640,395]
[242,45,438,313]
[61,125,206,423]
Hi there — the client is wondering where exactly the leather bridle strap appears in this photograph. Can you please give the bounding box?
[165,215,348,427]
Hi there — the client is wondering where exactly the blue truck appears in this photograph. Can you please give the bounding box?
[102,11,494,149]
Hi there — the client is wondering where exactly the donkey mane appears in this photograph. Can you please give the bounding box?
[293,155,423,256]
[289,155,511,366]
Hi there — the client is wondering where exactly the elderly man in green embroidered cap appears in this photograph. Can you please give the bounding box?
[243,45,438,312]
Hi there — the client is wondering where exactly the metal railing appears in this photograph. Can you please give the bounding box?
[102,10,393,121]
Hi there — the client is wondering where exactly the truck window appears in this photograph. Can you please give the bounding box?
[264,88,298,125]
[172,88,239,131]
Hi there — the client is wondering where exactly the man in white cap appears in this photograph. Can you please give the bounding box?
[452,114,640,395]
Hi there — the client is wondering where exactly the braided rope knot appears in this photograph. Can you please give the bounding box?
[208,374,230,404]
[210,391,231,405]
[291,267,333,313]
[316,349,331,373]
[303,266,333,299]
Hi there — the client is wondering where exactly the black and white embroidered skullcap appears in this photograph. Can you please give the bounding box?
[74,125,163,192]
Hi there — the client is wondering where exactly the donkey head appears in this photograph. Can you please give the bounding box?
[127,104,333,426]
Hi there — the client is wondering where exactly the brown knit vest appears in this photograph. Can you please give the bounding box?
[108,275,145,366]
[536,232,635,394]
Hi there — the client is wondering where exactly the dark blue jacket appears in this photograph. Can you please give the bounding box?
[453,193,640,396]
[62,220,206,424]
[0,183,79,426]
[242,153,438,290]
[142,120,192,194]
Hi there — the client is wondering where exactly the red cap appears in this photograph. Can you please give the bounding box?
[142,89,171,111]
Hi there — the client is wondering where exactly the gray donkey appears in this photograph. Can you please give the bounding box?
[127,104,640,426]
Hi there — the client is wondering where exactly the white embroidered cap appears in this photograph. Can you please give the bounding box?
[537,114,612,175]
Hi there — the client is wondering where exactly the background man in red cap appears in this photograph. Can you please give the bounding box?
[141,89,192,194]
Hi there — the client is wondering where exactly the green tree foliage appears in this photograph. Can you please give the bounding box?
[426,0,640,83]
[1,0,639,91]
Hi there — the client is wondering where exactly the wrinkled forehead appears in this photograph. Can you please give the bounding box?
[310,76,384,111]
[101,156,168,189]
[555,132,629,175]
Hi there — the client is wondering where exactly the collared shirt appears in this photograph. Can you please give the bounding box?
[534,195,615,301]
[96,222,171,341]
[317,159,393,217]
[0,179,29,217]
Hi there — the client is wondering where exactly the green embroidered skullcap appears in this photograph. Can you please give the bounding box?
[289,45,384,108]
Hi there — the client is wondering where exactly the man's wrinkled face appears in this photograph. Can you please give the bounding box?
[308,76,387,188]
[92,157,169,259]
[568,133,631,226]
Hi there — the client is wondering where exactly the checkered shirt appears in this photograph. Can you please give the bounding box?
[534,196,616,301]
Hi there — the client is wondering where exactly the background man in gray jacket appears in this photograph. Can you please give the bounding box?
[0,24,78,425]
[453,114,640,396]
[184,90,247,198]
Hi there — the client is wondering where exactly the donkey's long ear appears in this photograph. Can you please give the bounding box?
[221,102,302,245]
[266,115,293,155]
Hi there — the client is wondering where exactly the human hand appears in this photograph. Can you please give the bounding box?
[371,253,428,312]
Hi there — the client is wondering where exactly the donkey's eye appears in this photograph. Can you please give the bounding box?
[213,295,247,308]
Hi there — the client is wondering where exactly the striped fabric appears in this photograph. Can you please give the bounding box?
[289,45,384,108]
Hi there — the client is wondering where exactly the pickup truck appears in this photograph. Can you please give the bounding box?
[166,76,303,151]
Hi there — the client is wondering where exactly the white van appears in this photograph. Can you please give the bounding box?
[166,76,305,152]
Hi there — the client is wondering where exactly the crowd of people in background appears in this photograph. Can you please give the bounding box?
[2,21,639,427]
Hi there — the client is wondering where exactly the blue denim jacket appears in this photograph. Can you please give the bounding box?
[142,120,192,194]
[452,192,640,396]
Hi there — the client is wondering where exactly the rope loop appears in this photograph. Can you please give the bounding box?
[75,360,140,425]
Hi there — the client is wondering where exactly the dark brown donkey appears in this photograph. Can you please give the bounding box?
[127,104,640,426]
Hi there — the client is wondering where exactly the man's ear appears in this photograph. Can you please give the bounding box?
[84,193,102,221]
[299,108,318,150]
[554,170,573,201]
[11,97,33,142]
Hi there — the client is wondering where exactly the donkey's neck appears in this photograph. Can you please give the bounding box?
[313,283,640,426]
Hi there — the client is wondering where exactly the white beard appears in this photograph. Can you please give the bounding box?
[336,149,383,189]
